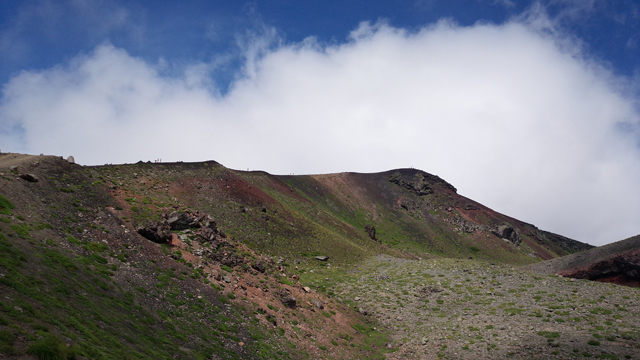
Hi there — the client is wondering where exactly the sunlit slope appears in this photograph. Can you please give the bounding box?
[91,160,591,266]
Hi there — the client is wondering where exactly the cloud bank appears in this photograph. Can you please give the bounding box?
[1,19,639,246]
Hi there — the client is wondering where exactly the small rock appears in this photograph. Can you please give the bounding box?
[223,276,232,283]
[252,259,266,273]
[19,174,39,182]
[314,256,329,261]
[280,293,297,309]
[303,286,311,293]
[66,156,75,164]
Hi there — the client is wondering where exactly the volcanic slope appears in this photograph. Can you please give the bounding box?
[0,153,596,360]
[524,234,640,287]
[94,160,591,266]
[0,153,396,360]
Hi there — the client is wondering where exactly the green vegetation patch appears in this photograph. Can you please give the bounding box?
[589,308,613,315]
[0,233,27,270]
[0,330,16,354]
[10,224,30,239]
[0,195,15,215]
[350,322,393,353]
[537,331,560,339]
[27,334,76,360]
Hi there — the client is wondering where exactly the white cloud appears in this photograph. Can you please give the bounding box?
[1,18,640,246]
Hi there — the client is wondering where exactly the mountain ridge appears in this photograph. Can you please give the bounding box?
[6,152,637,360]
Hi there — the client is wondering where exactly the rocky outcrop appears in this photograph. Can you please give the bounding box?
[198,215,225,242]
[388,170,457,195]
[491,224,522,246]
[208,247,243,267]
[443,216,482,234]
[557,249,640,287]
[137,221,172,243]
[389,172,433,196]
[166,211,201,230]
[19,174,39,182]
[365,224,378,241]
[138,210,225,246]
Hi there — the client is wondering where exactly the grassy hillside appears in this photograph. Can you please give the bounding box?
[87,161,590,267]
[0,155,300,359]
[0,153,597,359]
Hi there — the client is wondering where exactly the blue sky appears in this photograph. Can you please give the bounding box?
[2,1,639,88]
[1,0,640,246]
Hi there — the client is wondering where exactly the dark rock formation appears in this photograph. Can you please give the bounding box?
[388,170,457,195]
[558,249,640,287]
[198,227,217,242]
[388,172,433,196]
[279,292,297,309]
[166,211,200,230]
[252,259,266,273]
[365,224,378,241]
[19,174,39,182]
[137,221,172,243]
[197,215,222,242]
[491,224,522,246]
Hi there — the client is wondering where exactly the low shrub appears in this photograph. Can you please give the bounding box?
[27,334,76,360]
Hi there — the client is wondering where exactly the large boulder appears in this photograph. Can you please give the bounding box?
[167,211,200,230]
[198,227,217,242]
[19,174,39,182]
[137,221,172,243]
[491,224,522,246]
